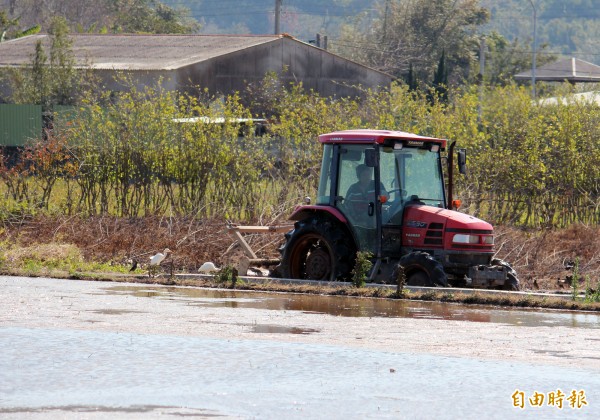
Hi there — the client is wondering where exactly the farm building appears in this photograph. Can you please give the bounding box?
[0,33,392,101]
[514,57,600,84]
[0,33,392,147]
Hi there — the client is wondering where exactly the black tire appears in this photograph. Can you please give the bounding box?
[393,252,448,287]
[278,216,356,281]
[492,258,520,291]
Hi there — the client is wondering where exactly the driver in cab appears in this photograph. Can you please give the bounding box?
[345,164,387,224]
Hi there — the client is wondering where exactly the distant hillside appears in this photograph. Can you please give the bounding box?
[161,0,372,40]
[481,0,600,64]
[163,0,600,64]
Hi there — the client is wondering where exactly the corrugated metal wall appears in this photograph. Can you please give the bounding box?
[0,104,42,146]
[0,104,77,147]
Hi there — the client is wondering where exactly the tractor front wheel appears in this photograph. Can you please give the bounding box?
[278,217,356,281]
[393,252,448,287]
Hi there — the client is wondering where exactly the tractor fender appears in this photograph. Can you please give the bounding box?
[289,205,348,224]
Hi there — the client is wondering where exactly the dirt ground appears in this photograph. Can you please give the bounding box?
[3,276,599,419]
[1,215,599,290]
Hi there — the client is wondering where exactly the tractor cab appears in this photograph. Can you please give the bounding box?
[315,130,446,256]
[316,130,446,257]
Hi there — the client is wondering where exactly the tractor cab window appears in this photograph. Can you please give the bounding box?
[335,145,378,252]
[316,144,333,204]
[381,146,445,225]
[401,148,445,207]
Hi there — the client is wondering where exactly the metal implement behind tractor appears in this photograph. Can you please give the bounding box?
[273,129,519,290]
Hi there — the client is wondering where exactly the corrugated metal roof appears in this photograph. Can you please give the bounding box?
[514,57,600,82]
[0,34,281,71]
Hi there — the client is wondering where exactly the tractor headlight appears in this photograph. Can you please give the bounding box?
[482,235,494,245]
[453,234,479,244]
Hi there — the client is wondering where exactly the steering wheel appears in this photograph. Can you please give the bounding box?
[386,188,407,201]
[383,188,407,224]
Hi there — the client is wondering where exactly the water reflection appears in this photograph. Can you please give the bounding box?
[251,324,320,334]
[102,285,600,329]
[88,309,145,315]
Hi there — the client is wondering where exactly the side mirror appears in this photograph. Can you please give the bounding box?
[365,148,378,167]
[457,149,467,175]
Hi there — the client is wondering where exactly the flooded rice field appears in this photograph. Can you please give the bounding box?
[1,276,599,419]
[105,285,600,329]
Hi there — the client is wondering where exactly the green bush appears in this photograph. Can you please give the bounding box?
[351,251,373,288]
[0,77,598,228]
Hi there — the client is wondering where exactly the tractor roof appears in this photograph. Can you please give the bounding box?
[319,129,447,148]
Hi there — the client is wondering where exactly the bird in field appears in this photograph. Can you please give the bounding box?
[150,248,171,266]
[556,275,574,289]
[129,260,138,272]
[533,279,539,290]
[564,275,573,286]
[198,262,219,273]
[148,248,171,277]
[564,259,575,270]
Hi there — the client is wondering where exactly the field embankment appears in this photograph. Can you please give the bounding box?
[1,215,598,292]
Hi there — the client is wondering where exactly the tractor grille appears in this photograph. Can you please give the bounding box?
[424,223,444,246]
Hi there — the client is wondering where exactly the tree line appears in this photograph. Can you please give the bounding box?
[0,0,197,37]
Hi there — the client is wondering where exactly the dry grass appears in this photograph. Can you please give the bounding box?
[0,215,284,272]
[1,215,598,292]
[493,225,600,290]
[3,243,83,265]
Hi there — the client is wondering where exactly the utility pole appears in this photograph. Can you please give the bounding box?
[275,0,282,35]
[479,37,486,79]
[478,36,486,120]
[528,0,537,98]
[382,0,390,43]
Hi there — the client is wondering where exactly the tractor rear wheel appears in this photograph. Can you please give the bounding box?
[393,252,448,287]
[492,258,520,291]
[278,217,356,281]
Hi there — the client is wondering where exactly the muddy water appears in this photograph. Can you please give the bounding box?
[2,326,599,419]
[1,277,599,419]
[104,285,600,329]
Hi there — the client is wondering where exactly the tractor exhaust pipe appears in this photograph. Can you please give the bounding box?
[447,141,456,210]
[447,141,467,210]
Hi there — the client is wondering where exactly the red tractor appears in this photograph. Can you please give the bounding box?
[276,129,519,290]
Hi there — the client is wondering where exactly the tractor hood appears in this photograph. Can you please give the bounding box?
[402,205,494,252]
[403,205,493,232]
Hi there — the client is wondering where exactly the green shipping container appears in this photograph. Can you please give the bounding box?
[0,104,42,147]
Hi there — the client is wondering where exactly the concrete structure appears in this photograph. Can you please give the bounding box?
[0,33,392,99]
[514,57,600,83]
[538,90,600,106]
